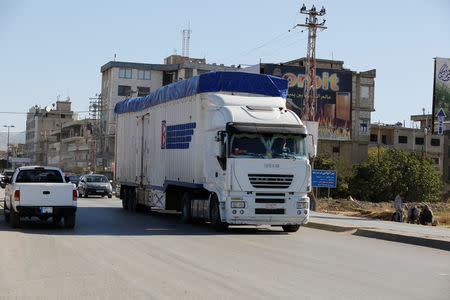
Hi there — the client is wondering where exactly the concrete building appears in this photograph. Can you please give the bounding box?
[258,58,376,164]
[48,119,97,173]
[25,100,77,165]
[368,122,444,173]
[99,55,239,170]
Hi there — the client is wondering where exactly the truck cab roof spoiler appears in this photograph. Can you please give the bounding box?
[226,122,307,135]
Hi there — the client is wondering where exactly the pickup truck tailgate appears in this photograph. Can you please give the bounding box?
[16,183,75,207]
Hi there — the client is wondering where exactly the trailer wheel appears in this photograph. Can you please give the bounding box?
[210,194,228,232]
[282,225,300,233]
[127,189,136,212]
[181,192,192,223]
[122,189,129,210]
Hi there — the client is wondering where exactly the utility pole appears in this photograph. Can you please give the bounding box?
[3,125,15,168]
[295,4,327,121]
[89,93,102,172]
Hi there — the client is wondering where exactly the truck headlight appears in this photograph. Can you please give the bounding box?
[296,202,308,209]
[231,201,245,208]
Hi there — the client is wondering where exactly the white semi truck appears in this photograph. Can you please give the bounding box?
[114,71,314,232]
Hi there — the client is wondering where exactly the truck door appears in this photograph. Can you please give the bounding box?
[137,114,150,186]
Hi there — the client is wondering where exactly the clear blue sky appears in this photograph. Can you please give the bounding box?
[1,0,449,133]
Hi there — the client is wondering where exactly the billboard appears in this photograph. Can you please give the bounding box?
[264,64,353,140]
[432,57,450,124]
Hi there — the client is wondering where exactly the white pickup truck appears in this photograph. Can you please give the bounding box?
[3,166,77,228]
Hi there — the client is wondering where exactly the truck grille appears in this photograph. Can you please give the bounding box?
[248,174,293,189]
[255,193,286,203]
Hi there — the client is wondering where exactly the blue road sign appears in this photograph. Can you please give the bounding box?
[437,108,446,118]
[311,170,337,188]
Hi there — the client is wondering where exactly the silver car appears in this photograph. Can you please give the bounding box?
[77,174,113,198]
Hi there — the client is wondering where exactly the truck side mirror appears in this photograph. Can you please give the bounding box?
[307,133,317,158]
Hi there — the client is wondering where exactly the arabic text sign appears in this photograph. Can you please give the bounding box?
[311,170,337,188]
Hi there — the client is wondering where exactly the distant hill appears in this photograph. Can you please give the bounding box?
[0,131,26,150]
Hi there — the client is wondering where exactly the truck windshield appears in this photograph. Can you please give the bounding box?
[229,133,307,159]
[15,170,64,183]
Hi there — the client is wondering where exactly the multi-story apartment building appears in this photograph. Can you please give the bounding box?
[99,55,239,170]
[48,119,97,173]
[25,100,77,165]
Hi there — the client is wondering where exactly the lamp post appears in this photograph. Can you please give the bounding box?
[3,125,15,168]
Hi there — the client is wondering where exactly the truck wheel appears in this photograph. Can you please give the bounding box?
[108,193,112,198]
[127,189,136,212]
[122,189,129,210]
[3,201,10,223]
[181,192,192,223]
[210,194,228,232]
[10,208,20,228]
[64,213,76,229]
[282,225,300,232]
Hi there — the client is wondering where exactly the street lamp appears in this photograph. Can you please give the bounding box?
[3,125,15,168]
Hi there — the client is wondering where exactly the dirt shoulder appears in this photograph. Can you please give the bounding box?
[315,198,450,227]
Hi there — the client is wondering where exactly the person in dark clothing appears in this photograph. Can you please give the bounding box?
[419,204,434,225]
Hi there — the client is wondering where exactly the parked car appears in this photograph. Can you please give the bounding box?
[0,174,5,189]
[77,174,113,198]
[3,166,77,228]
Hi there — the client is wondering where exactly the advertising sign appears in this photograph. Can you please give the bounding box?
[311,170,337,188]
[432,57,450,124]
[264,64,353,141]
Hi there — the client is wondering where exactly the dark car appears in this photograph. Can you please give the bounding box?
[1,170,14,188]
[77,174,113,198]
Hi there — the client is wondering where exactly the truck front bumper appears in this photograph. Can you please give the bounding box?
[16,206,77,217]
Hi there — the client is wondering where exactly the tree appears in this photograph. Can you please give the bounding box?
[349,147,442,202]
[313,155,354,198]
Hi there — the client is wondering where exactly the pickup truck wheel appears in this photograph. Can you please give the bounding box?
[181,192,192,223]
[64,213,76,229]
[210,194,228,232]
[3,201,10,223]
[282,225,300,232]
[53,216,62,224]
[10,208,20,228]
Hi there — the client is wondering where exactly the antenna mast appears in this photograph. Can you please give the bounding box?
[182,22,192,57]
[296,4,327,121]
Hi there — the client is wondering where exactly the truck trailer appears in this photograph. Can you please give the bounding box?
[114,71,313,232]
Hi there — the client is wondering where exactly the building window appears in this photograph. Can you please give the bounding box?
[137,87,150,97]
[138,70,150,80]
[119,68,132,79]
[118,85,131,96]
[185,69,193,79]
[398,136,408,144]
[415,137,424,145]
[332,146,340,153]
[381,135,387,144]
[431,138,440,146]
[370,134,377,142]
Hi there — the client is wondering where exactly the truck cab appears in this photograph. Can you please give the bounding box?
[204,94,311,231]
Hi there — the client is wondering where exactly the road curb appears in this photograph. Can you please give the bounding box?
[305,222,450,251]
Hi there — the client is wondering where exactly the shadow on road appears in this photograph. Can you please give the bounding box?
[0,206,289,236]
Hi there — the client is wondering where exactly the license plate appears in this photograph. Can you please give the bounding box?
[96,190,104,193]
[40,207,53,214]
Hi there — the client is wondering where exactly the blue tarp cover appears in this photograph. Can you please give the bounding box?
[114,71,288,114]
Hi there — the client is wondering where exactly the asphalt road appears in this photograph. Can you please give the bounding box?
[0,193,449,299]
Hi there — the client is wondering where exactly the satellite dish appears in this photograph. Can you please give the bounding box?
[45,106,51,112]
